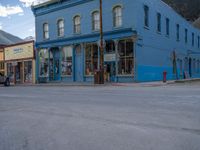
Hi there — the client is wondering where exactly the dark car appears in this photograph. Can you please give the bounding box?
[0,73,10,86]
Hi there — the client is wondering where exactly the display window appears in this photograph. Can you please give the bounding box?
[24,61,32,83]
[7,63,14,82]
[118,39,134,75]
[39,49,49,77]
[85,44,98,76]
[61,46,72,76]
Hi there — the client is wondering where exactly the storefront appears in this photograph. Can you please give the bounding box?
[4,41,35,84]
[37,38,135,83]
[0,47,4,75]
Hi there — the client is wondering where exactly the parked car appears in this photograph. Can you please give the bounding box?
[0,73,10,86]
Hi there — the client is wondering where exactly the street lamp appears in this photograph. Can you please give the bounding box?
[99,0,104,84]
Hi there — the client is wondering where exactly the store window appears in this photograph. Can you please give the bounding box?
[85,44,98,75]
[61,46,73,76]
[39,49,49,77]
[113,6,122,27]
[24,61,32,83]
[57,19,64,37]
[92,11,100,31]
[74,15,81,34]
[106,40,115,53]
[43,23,49,39]
[7,63,14,82]
[118,39,134,75]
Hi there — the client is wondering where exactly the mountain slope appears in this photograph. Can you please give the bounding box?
[163,0,200,21]
[0,30,23,45]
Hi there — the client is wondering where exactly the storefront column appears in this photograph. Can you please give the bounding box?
[72,45,75,82]
[47,48,51,82]
[81,43,85,82]
[114,40,119,82]
[97,45,100,70]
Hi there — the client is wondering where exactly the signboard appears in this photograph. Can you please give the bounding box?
[5,42,34,61]
[104,53,116,62]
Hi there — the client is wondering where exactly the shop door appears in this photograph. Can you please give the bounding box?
[75,46,82,82]
[53,50,60,81]
[15,62,23,84]
[105,62,116,82]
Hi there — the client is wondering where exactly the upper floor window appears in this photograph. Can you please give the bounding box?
[192,32,194,46]
[144,5,149,27]
[113,6,122,27]
[176,24,180,41]
[57,19,64,37]
[92,11,100,31]
[73,15,81,34]
[185,29,188,44]
[157,13,161,32]
[166,18,169,36]
[43,23,49,39]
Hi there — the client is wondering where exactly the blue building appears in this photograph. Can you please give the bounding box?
[32,0,200,83]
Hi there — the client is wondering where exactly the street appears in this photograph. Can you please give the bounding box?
[0,84,200,150]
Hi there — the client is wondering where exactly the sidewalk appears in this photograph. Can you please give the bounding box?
[11,78,200,87]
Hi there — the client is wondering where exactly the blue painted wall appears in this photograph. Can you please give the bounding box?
[32,0,200,82]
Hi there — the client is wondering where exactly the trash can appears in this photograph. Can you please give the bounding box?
[163,71,167,83]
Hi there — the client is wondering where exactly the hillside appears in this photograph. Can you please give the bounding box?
[0,30,23,46]
[163,0,200,21]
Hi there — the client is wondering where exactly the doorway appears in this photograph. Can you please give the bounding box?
[105,62,116,82]
[75,45,82,82]
[15,62,23,84]
[49,48,60,81]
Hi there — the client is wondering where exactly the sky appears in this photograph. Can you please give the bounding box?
[0,0,49,39]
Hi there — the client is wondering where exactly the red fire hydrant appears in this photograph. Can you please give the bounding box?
[163,71,167,83]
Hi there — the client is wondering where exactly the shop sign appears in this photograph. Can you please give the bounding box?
[12,61,18,66]
[5,42,34,61]
[104,53,116,62]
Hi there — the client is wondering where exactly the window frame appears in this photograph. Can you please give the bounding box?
[144,5,149,28]
[92,11,100,31]
[176,24,180,41]
[157,13,161,33]
[57,19,64,37]
[43,23,49,40]
[73,15,81,34]
[113,5,123,28]
[166,18,169,36]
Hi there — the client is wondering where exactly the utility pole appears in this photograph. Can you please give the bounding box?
[99,0,104,84]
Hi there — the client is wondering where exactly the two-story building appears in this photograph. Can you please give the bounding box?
[32,0,200,83]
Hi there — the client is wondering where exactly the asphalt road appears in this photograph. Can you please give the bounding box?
[0,84,200,150]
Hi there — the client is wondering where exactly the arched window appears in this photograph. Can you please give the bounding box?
[92,11,100,31]
[43,23,49,39]
[113,6,122,27]
[73,15,81,34]
[57,19,64,37]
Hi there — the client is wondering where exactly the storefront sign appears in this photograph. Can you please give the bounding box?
[5,42,34,61]
[104,53,116,62]
[12,61,18,66]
